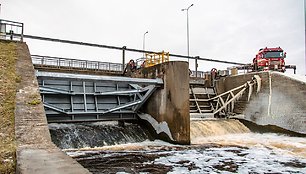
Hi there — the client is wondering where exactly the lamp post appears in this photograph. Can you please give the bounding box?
[143,31,148,58]
[182,4,193,63]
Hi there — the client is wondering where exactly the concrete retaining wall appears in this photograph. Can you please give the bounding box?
[134,61,190,144]
[217,72,306,134]
[13,42,89,174]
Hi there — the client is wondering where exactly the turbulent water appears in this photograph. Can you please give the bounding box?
[49,121,152,149]
[190,119,250,139]
[50,120,306,173]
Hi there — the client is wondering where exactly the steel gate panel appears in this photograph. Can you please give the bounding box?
[37,71,163,122]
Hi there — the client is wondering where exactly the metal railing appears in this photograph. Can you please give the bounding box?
[190,70,208,78]
[210,75,261,116]
[0,19,24,41]
[145,51,170,67]
[31,55,123,72]
[0,18,248,76]
[22,34,246,75]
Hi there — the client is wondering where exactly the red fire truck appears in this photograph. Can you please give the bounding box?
[253,47,286,72]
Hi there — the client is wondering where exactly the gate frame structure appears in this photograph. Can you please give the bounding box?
[37,71,163,122]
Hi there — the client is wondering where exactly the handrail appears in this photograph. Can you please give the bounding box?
[0,19,24,41]
[21,34,246,66]
[145,51,170,67]
[211,75,261,116]
[31,55,123,72]
[1,18,248,77]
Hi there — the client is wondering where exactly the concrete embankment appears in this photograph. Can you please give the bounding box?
[217,71,306,134]
[10,41,90,174]
[0,40,17,173]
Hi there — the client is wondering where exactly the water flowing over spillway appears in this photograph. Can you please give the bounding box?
[54,120,306,173]
[190,119,250,141]
[49,122,152,149]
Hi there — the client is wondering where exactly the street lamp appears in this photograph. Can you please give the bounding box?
[182,4,194,63]
[143,31,148,58]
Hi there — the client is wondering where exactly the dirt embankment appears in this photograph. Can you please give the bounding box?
[0,40,18,173]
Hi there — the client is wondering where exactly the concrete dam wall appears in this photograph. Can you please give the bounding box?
[2,40,90,174]
[217,71,306,134]
[133,61,191,144]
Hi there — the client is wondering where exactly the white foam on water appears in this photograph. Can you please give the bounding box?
[163,133,306,173]
[192,133,306,158]
[90,121,121,126]
[61,119,306,173]
[67,133,306,173]
[64,139,180,153]
[152,142,306,173]
[48,123,76,129]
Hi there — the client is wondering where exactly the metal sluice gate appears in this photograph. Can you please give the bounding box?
[36,71,163,122]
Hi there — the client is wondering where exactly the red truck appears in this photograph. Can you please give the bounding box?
[253,47,286,72]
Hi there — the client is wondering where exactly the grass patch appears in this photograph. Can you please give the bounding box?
[27,94,41,106]
[0,41,18,173]
[27,99,41,106]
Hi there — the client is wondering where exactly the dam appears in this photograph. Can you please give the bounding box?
[0,19,306,173]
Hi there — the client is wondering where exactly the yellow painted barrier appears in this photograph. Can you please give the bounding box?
[145,51,169,67]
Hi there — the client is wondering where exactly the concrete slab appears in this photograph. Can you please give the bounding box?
[17,148,89,174]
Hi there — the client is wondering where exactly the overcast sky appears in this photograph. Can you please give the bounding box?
[1,0,305,74]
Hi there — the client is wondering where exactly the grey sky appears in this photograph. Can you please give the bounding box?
[1,0,305,74]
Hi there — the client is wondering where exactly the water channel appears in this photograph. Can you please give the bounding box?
[49,120,306,174]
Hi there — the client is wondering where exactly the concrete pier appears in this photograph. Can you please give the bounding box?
[135,61,190,144]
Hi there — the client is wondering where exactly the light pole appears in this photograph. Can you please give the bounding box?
[143,31,148,58]
[182,4,193,63]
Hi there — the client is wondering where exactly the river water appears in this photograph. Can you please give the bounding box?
[50,120,306,174]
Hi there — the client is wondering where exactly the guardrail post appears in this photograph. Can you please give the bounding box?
[57,59,60,68]
[122,46,126,73]
[21,23,24,42]
[195,56,199,78]
[9,30,13,40]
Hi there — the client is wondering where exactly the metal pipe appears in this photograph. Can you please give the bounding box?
[195,56,199,77]
[122,46,126,73]
[24,34,246,65]
[182,4,194,63]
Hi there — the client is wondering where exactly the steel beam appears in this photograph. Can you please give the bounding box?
[36,71,163,85]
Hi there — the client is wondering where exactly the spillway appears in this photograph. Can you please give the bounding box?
[190,119,250,143]
[49,122,152,149]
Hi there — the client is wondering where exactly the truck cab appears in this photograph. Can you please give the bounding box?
[253,47,286,72]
